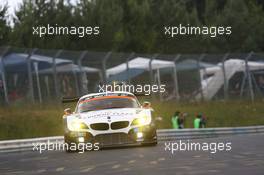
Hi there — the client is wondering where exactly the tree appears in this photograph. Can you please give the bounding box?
[0,3,10,46]
[6,0,264,54]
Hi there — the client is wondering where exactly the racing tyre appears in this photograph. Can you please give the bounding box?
[64,135,76,153]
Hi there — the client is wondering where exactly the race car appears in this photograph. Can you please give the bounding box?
[63,91,157,151]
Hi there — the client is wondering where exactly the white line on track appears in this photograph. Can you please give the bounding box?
[55,167,64,172]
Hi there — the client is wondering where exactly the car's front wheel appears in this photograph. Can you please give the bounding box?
[64,135,76,153]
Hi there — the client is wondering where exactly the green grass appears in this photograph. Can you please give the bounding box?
[0,103,64,140]
[0,100,264,140]
[153,100,264,129]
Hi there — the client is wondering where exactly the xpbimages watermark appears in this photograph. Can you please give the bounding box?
[32,24,100,37]
[164,24,232,38]
[164,140,232,154]
[32,140,100,153]
[98,82,166,95]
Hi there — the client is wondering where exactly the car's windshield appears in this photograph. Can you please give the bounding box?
[77,96,140,113]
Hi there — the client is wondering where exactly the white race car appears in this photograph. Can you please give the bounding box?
[63,91,157,151]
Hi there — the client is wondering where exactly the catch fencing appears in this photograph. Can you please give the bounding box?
[0,46,264,104]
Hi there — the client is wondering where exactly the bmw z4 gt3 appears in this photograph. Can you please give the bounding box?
[63,91,157,150]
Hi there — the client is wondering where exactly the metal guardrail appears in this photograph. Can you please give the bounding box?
[157,125,264,141]
[0,126,264,152]
[0,136,63,153]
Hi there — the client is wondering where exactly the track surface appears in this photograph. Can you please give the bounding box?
[1,134,264,175]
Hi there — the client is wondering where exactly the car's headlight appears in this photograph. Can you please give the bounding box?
[131,115,150,126]
[69,120,89,131]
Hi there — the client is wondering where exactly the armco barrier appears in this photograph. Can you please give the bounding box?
[0,125,264,152]
[0,136,63,153]
[157,125,264,141]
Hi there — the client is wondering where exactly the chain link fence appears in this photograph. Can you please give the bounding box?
[0,46,263,104]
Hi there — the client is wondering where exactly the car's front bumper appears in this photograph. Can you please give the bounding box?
[64,125,157,148]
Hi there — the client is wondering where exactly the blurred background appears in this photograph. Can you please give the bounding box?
[0,0,264,139]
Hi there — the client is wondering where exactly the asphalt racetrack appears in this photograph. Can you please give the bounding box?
[1,134,264,175]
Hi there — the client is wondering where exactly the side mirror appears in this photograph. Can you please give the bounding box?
[64,108,72,116]
[142,101,151,109]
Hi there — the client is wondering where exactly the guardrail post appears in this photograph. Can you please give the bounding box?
[197,54,206,101]
[73,71,80,96]
[102,52,112,84]
[78,51,88,95]
[157,68,163,101]
[245,52,254,102]
[149,54,158,86]
[33,61,42,103]
[27,48,38,103]
[126,52,135,84]
[148,54,159,99]
[52,50,63,99]
[173,54,181,101]
[0,47,10,104]
[221,53,229,100]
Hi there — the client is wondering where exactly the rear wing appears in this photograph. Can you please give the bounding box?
[62,92,149,103]
[134,92,150,97]
[62,97,80,103]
